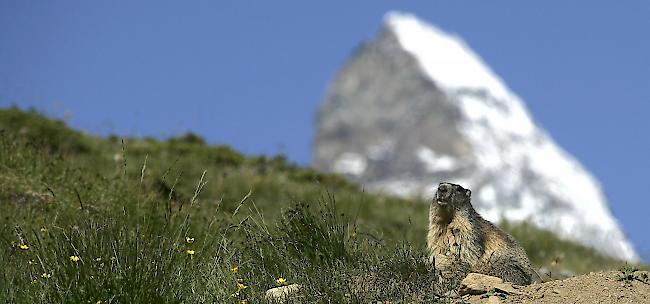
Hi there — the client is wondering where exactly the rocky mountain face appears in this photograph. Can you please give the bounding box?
[313,12,639,262]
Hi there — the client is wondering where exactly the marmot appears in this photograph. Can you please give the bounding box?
[428,182,536,285]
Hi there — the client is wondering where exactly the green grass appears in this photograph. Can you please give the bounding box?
[0,107,637,303]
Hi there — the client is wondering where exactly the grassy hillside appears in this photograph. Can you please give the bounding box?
[0,107,630,303]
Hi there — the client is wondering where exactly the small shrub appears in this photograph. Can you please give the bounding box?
[169,132,206,145]
[0,107,90,154]
[208,145,245,167]
[617,264,648,285]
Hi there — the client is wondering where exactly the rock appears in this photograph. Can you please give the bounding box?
[487,295,502,304]
[459,273,524,296]
[265,284,302,303]
[459,273,504,295]
[493,283,524,295]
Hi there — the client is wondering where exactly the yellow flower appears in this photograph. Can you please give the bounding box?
[95,257,102,262]
[42,273,51,279]
[69,255,80,262]
[240,300,248,304]
[185,249,195,255]
[96,301,104,304]
[185,237,194,244]
[276,277,287,285]
[231,265,239,273]
[237,282,247,290]
[19,244,29,250]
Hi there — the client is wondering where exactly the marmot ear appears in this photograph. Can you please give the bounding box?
[465,189,471,197]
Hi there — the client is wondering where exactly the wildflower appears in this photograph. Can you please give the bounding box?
[237,282,247,290]
[28,260,35,265]
[276,277,287,285]
[69,255,80,262]
[240,300,248,304]
[42,273,51,279]
[96,301,104,304]
[230,291,240,298]
[19,244,29,250]
[231,265,238,273]
[95,257,102,262]
[110,256,117,261]
[185,237,194,244]
[31,279,38,284]
[40,227,48,232]
[185,249,195,255]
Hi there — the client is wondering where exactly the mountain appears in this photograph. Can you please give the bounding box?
[313,12,639,262]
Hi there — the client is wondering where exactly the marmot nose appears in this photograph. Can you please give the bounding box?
[437,184,453,201]
[438,184,450,193]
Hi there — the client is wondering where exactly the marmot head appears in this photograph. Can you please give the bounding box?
[434,182,472,211]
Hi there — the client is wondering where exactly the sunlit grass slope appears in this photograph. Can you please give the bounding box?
[0,107,628,303]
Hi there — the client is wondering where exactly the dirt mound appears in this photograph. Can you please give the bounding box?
[463,270,649,304]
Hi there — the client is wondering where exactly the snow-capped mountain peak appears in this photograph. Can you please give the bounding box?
[313,11,639,262]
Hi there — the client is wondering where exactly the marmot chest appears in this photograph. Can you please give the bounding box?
[430,216,475,255]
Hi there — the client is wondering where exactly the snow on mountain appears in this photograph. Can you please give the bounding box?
[385,12,512,101]
[313,11,639,262]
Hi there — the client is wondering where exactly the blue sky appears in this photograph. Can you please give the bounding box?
[2,2,649,261]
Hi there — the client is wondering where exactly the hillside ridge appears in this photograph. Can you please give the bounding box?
[0,107,637,303]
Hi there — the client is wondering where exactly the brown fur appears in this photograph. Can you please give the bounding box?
[428,182,536,285]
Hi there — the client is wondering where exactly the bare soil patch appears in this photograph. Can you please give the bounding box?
[462,270,650,304]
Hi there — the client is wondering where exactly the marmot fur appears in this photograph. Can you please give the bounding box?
[428,182,536,285]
